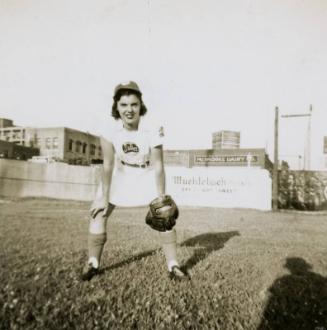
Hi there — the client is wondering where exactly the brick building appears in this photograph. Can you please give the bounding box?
[0,119,101,165]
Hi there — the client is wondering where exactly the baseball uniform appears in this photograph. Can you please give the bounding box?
[95,120,165,206]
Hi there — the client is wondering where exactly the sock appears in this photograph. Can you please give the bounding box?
[159,229,179,271]
[87,233,107,268]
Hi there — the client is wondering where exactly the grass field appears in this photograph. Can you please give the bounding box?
[0,198,326,330]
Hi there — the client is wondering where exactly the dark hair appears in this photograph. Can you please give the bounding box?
[111,90,147,120]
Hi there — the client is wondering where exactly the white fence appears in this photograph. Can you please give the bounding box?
[0,159,101,201]
[0,160,272,210]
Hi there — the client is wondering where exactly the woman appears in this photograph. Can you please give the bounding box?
[82,81,187,281]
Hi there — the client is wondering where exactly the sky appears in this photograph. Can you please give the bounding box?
[0,0,326,169]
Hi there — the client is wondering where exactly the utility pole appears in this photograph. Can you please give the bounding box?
[281,106,312,170]
[272,106,279,211]
[306,104,312,170]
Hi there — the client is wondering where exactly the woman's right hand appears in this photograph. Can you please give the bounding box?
[90,198,109,219]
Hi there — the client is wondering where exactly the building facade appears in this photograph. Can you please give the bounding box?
[0,118,14,128]
[212,130,240,149]
[0,119,102,165]
[28,127,102,165]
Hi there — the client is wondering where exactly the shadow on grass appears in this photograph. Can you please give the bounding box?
[257,257,327,330]
[180,231,240,271]
[101,231,240,275]
[101,249,158,273]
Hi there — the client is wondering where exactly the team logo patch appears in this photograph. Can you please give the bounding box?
[122,142,139,153]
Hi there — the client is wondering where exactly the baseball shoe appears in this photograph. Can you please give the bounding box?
[81,263,99,281]
[169,266,189,280]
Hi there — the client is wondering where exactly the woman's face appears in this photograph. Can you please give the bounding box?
[117,94,141,130]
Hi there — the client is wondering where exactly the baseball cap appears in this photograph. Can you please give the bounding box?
[113,81,142,98]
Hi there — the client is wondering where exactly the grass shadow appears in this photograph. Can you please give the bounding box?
[180,231,240,271]
[100,231,240,275]
[257,257,327,329]
[101,249,158,273]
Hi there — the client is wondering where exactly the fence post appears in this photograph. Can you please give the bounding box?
[272,106,279,211]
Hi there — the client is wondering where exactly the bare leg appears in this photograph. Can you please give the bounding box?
[81,204,115,281]
[87,203,115,268]
[159,228,188,279]
[159,228,178,271]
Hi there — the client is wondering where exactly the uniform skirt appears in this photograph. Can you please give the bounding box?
[95,165,157,207]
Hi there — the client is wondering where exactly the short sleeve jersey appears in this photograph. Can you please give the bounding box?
[96,119,164,206]
[103,121,165,169]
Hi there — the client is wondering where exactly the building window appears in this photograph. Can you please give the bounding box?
[46,138,51,149]
[75,141,81,153]
[82,143,87,154]
[90,144,96,156]
[53,137,59,149]
[68,139,73,151]
[98,146,102,157]
[12,130,21,139]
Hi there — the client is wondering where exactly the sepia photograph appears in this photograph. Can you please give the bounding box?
[0,0,326,329]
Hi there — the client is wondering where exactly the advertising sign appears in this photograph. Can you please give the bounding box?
[166,167,272,210]
[194,154,258,166]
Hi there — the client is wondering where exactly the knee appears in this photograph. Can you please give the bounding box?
[89,211,108,234]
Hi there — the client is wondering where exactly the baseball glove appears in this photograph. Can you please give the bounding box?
[145,195,179,232]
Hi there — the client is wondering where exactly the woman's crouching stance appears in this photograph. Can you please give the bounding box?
[82,81,187,281]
